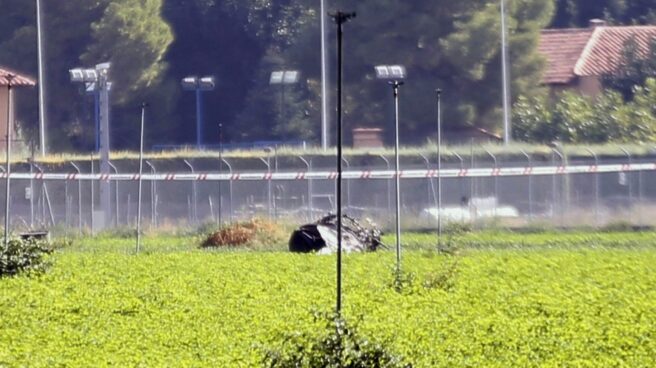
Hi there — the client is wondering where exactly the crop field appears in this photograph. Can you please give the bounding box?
[1,232,655,367]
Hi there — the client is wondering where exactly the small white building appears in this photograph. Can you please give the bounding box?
[0,67,36,149]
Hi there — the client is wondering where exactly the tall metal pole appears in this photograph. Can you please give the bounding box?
[500,0,512,145]
[136,103,146,253]
[391,81,403,274]
[320,0,329,150]
[4,75,14,246]
[331,10,355,315]
[436,89,443,248]
[98,64,111,229]
[218,123,223,226]
[36,0,47,156]
[196,88,202,149]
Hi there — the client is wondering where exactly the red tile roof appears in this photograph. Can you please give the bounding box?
[0,67,36,87]
[539,25,656,84]
[538,28,594,84]
[575,26,656,76]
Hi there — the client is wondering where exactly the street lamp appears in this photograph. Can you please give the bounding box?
[70,62,112,229]
[375,64,406,277]
[269,70,300,130]
[3,74,14,246]
[500,0,512,145]
[182,75,215,149]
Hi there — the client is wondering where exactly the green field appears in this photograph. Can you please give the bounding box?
[1,233,655,367]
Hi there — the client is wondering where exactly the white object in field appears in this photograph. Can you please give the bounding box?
[316,224,365,254]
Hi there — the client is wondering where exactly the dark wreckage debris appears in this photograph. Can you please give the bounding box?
[289,214,385,254]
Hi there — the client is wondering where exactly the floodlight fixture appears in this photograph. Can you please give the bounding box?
[198,76,216,91]
[96,62,111,72]
[182,75,216,148]
[270,70,300,85]
[181,76,199,90]
[374,65,406,80]
[69,62,113,228]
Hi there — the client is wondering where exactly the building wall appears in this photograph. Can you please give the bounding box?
[577,75,603,96]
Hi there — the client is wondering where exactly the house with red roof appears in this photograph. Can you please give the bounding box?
[0,67,36,148]
[538,19,656,96]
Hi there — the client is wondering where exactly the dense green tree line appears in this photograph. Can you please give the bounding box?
[0,0,654,151]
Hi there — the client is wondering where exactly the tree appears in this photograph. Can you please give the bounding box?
[81,0,173,148]
[513,86,656,143]
[552,0,656,27]
[602,36,656,100]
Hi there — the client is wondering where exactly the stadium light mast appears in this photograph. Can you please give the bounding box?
[375,64,406,278]
[36,0,47,156]
[182,76,215,149]
[320,0,329,150]
[70,62,112,229]
[331,10,356,315]
[4,74,14,246]
[269,70,300,131]
[500,0,512,145]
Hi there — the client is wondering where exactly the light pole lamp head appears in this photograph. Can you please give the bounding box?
[374,65,406,80]
[270,70,300,85]
[181,76,199,90]
[198,76,215,91]
[70,68,99,83]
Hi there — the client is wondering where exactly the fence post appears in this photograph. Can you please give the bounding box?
[183,159,198,223]
[258,157,272,219]
[584,148,600,226]
[69,162,83,236]
[619,147,633,221]
[342,157,351,211]
[419,153,434,208]
[297,156,313,221]
[108,161,120,227]
[551,149,565,226]
[221,158,234,223]
[483,148,498,218]
[32,163,55,227]
[377,154,392,216]
[145,161,157,227]
[520,150,533,221]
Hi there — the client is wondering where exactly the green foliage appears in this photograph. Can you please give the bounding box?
[602,36,656,100]
[264,312,412,368]
[513,85,656,143]
[1,233,656,365]
[552,0,656,27]
[0,237,53,277]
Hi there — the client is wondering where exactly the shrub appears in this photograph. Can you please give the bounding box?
[264,312,412,368]
[0,237,53,277]
[200,218,288,249]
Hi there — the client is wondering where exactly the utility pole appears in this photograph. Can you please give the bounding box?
[36,0,47,156]
[331,9,356,316]
[98,64,112,229]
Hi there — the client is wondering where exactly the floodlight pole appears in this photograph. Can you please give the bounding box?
[436,89,443,248]
[136,103,146,253]
[4,75,14,246]
[196,88,203,149]
[36,0,47,156]
[390,81,403,274]
[331,10,355,315]
[500,0,512,145]
[97,64,112,230]
[320,0,329,150]
[218,122,223,226]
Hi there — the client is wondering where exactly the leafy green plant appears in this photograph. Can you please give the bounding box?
[264,312,412,368]
[0,237,53,277]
